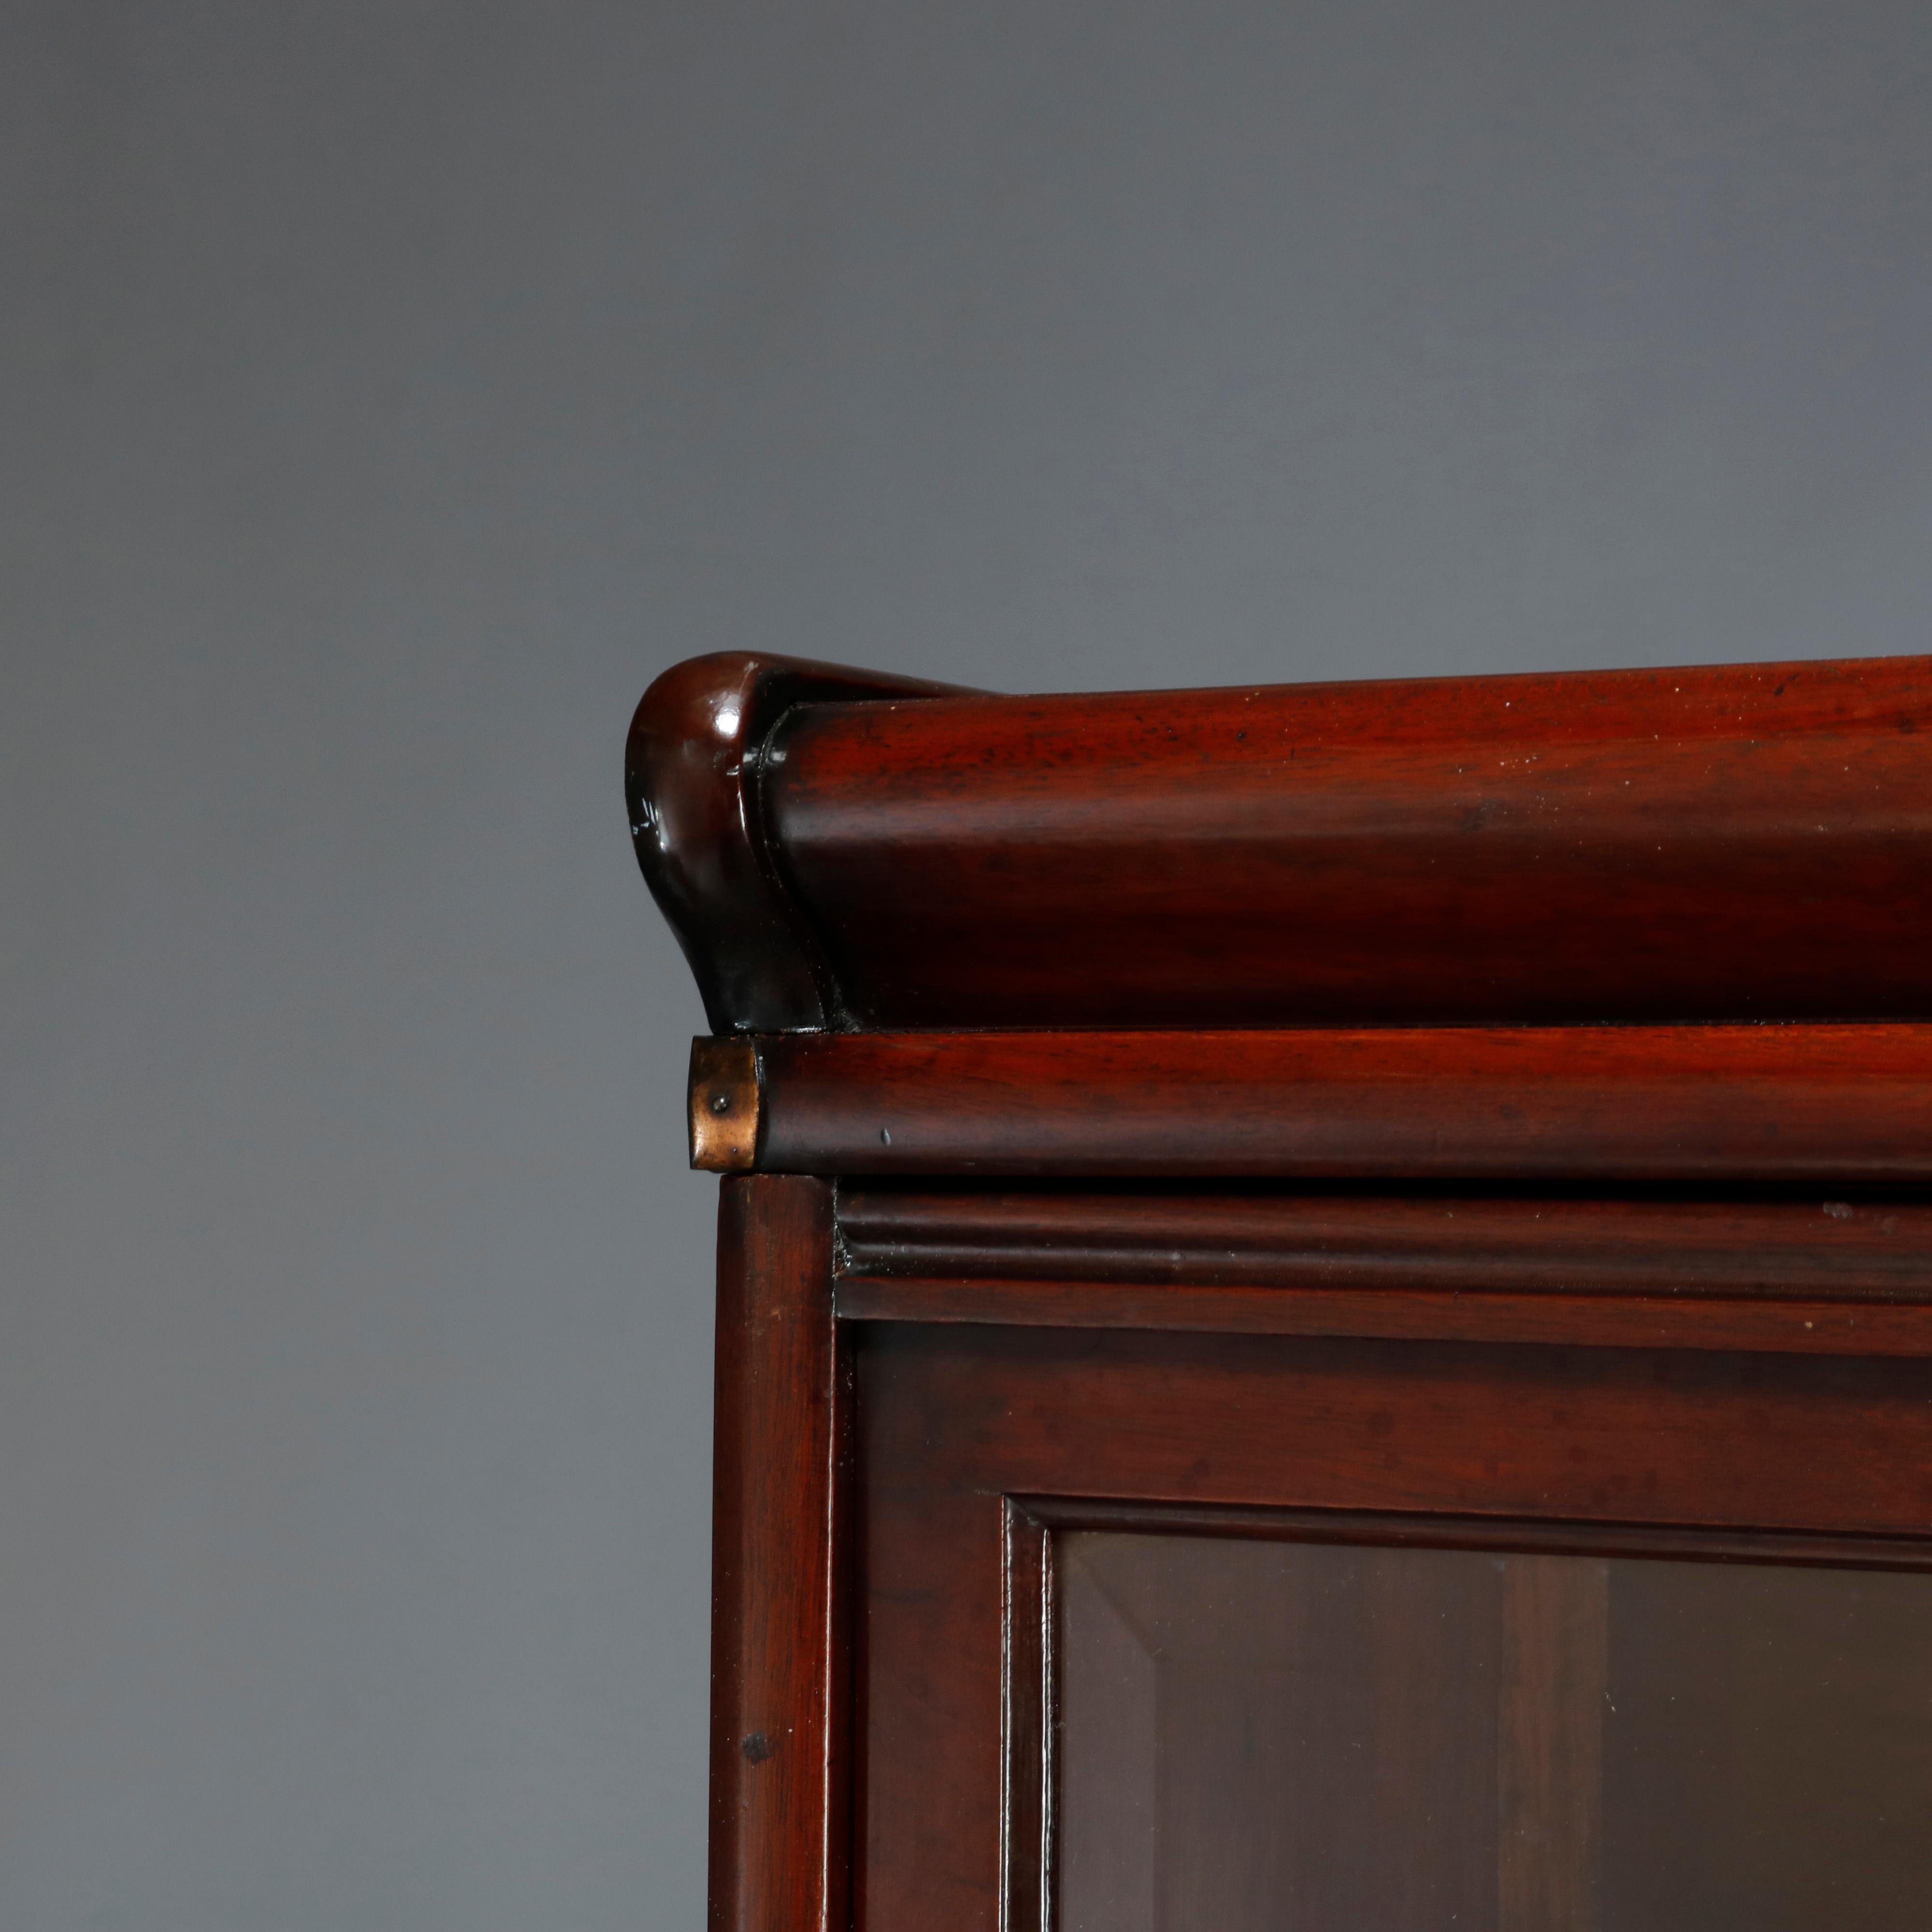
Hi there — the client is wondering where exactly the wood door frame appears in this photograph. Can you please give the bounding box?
[852,1314,1932,1932]
[705,1180,1932,1932]
[710,1176,850,1932]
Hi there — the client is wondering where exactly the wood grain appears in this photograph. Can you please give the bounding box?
[838,1189,1932,1296]
[836,1276,1932,1356]
[857,1323,1932,1931]
[1498,1559,1607,1932]
[627,651,1932,1932]
[768,653,1932,1029]
[837,1189,1932,1355]
[710,1176,847,1932]
[751,1024,1932,1181]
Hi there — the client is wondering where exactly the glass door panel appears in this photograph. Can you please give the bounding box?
[1057,1531,1932,1932]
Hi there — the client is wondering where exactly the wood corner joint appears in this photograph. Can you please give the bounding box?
[689,1036,763,1172]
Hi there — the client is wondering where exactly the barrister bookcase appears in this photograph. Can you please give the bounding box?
[626,650,1932,1932]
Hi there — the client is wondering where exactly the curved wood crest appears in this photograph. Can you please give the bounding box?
[635,650,1932,1035]
[624,652,975,1033]
[767,652,1932,1029]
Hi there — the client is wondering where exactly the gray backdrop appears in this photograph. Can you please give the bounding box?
[5,1,1930,1924]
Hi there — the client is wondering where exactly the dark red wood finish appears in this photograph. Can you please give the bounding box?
[625,653,970,1034]
[769,653,1932,1029]
[836,1189,1932,1357]
[856,1321,1932,1932]
[838,1189,1932,1295]
[839,1272,1932,1358]
[620,651,1932,1932]
[709,1177,847,1932]
[748,1024,1932,1181]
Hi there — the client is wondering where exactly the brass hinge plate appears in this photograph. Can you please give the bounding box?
[688,1036,761,1171]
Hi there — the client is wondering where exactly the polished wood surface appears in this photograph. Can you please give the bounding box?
[839,1189,1932,1293]
[708,1177,847,1932]
[769,653,1932,1029]
[859,1322,1932,1932]
[836,1189,1932,1356]
[839,1270,1932,1357]
[625,653,970,1034]
[631,652,1932,1036]
[621,651,1932,1932]
[738,1024,1932,1181]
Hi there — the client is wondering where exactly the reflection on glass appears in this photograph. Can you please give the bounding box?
[1057,1532,1932,1932]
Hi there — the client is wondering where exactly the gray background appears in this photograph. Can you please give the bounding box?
[5,1,1930,1924]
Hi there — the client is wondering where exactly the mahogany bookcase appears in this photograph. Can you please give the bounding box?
[626,650,1932,1932]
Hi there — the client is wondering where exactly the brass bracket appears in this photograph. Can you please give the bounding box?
[689,1036,762,1172]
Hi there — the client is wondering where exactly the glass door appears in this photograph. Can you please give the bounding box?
[1057,1529,1932,1932]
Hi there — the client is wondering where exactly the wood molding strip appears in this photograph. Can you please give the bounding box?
[836,1191,1932,1297]
[708,1024,1932,1181]
[835,1274,1932,1356]
[999,1502,1052,1932]
[1012,1496,1932,1569]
